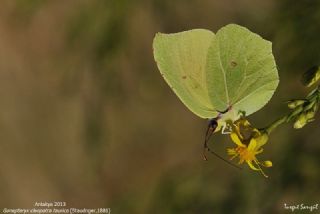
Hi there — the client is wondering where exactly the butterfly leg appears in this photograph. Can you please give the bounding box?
[202,119,241,169]
[221,122,232,134]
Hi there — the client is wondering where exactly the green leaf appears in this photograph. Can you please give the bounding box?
[153,24,279,120]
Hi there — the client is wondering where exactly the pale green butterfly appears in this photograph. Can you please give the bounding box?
[153,24,279,164]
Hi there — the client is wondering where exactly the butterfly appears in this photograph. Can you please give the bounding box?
[153,24,279,167]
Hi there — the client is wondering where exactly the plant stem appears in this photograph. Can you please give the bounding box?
[264,115,288,134]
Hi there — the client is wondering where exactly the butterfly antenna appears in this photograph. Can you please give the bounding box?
[202,125,215,161]
[203,121,241,170]
[207,148,242,170]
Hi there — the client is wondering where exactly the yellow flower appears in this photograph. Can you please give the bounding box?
[227,118,272,177]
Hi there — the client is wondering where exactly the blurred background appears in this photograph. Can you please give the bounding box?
[0,0,319,213]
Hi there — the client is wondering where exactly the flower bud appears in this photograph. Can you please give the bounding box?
[262,161,272,167]
[287,99,306,109]
[306,110,316,120]
[301,65,320,87]
[287,105,304,122]
[293,113,307,129]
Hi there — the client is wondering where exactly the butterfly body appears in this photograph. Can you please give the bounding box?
[153,24,279,166]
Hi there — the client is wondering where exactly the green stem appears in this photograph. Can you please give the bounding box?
[264,115,288,134]
[263,90,319,134]
[261,71,320,135]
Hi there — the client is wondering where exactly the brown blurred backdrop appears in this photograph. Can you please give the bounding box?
[0,1,319,213]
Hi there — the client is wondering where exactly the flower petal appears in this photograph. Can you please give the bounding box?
[230,132,245,147]
[248,139,257,151]
[233,124,243,140]
[246,160,260,171]
[255,148,263,154]
[239,118,251,127]
[252,128,260,134]
[255,133,269,148]
[227,148,236,155]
